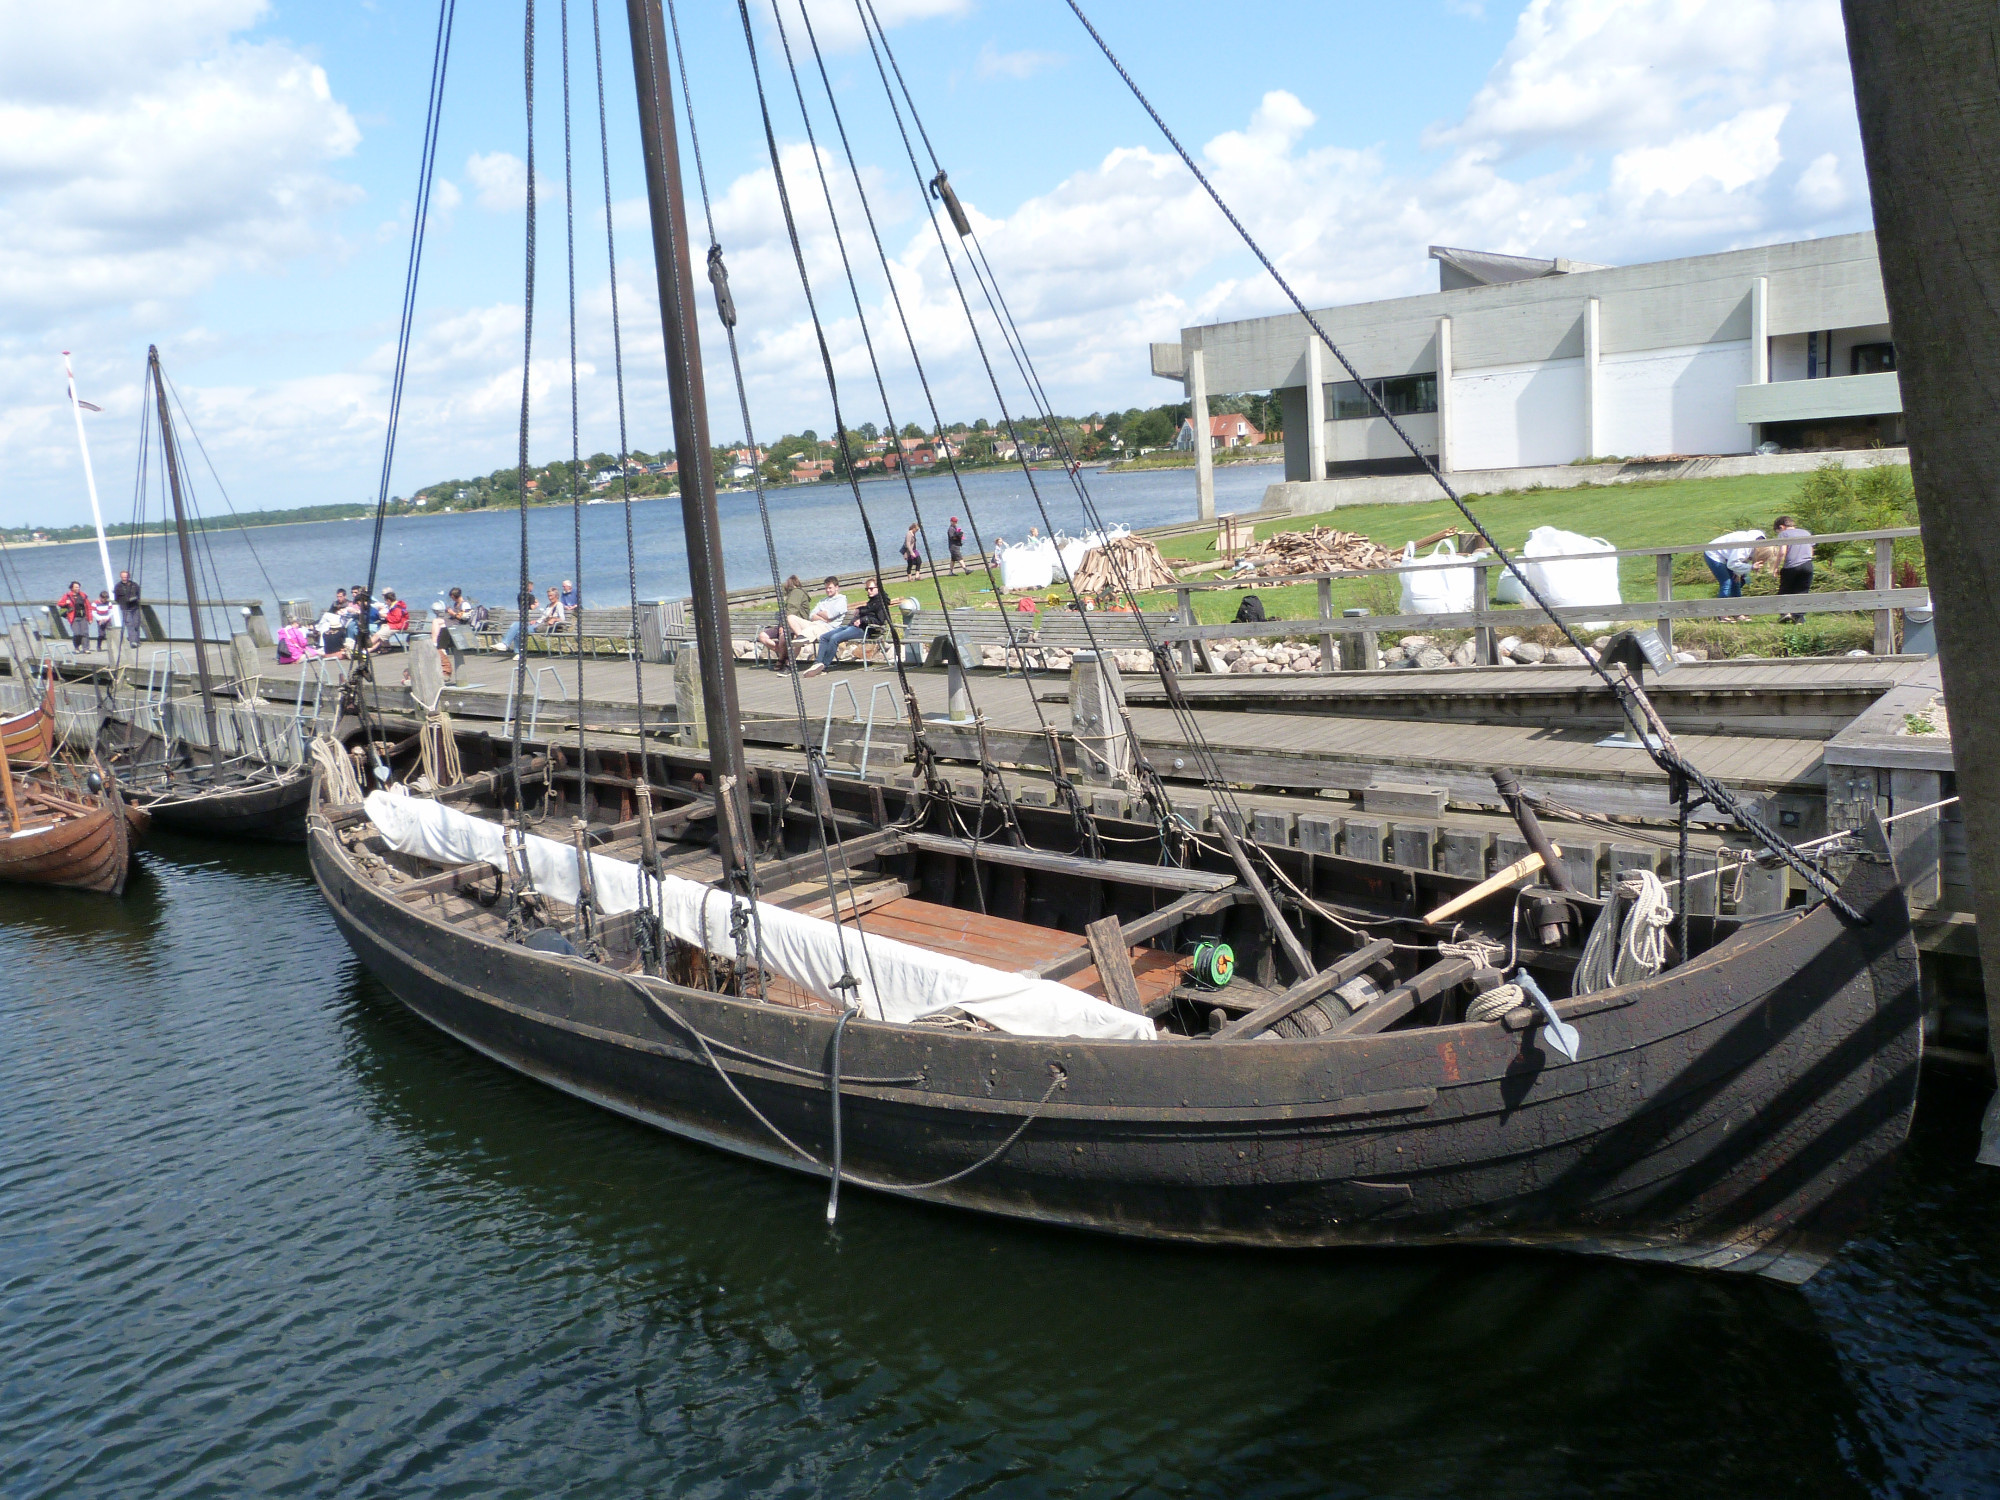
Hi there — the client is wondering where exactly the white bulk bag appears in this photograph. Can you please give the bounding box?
[998,539,1056,591]
[1055,532,1094,581]
[1398,538,1477,616]
[1519,527,1622,622]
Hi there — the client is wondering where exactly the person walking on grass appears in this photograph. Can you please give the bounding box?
[946,516,966,574]
[901,522,922,579]
[1773,514,1815,623]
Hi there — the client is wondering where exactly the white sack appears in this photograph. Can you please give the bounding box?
[997,539,1056,591]
[1398,538,1478,615]
[1055,533,1095,581]
[363,792,1155,1041]
[1519,527,1622,622]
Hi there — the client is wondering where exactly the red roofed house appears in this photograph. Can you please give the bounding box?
[1176,414,1264,452]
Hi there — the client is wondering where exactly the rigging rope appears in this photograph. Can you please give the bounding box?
[506,0,539,854]
[1060,0,1855,922]
[365,0,458,598]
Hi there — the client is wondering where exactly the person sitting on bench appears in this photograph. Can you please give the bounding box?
[803,577,889,676]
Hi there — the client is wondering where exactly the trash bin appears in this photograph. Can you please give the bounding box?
[899,605,925,665]
[1902,597,1936,656]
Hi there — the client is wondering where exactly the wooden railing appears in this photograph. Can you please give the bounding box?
[1164,526,1925,671]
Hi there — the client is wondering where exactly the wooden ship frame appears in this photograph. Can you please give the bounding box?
[307,0,1923,1282]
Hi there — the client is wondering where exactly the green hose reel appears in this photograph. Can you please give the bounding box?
[1188,940,1235,989]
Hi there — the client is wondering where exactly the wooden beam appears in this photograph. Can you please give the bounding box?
[1422,849,1547,925]
[1024,887,1245,981]
[750,828,908,892]
[1084,915,1147,1013]
[792,879,910,922]
[1215,938,1394,1040]
[901,831,1238,893]
[1329,957,1477,1037]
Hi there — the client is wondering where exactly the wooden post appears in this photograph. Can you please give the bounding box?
[1316,577,1335,673]
[1656,553,1675,654]
[1473,562,1495,665]
[1175,586,1195,672]
[1875,536,1896,654]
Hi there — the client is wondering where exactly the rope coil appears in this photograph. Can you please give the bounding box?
[1573,871,1674,996]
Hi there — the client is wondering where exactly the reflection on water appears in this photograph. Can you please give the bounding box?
[2,839,1994,1498]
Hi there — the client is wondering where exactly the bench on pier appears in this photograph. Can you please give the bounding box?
[471,605,660,660]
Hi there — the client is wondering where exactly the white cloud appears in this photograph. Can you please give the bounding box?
[1610,103,1789,199]
[467,152,528,212]
[0,40,359,315]
[1793,150,1846,213]
[975,41,1065,80]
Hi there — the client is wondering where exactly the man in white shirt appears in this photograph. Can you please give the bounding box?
[806,576,848,636]
[1703,529,1765,600]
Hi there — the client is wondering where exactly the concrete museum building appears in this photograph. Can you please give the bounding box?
[1151,231,1903,514]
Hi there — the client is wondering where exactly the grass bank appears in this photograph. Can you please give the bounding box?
[835,468,1910,659]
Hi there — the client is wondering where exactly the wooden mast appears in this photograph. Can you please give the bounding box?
[148,346,221,762]
[624,0,750,889]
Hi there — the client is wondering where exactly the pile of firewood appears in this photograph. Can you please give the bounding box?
[1070,533,1181,594]
[1236,525,1392,577]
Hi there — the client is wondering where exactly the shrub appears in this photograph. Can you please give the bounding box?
[1788,461,1923,586]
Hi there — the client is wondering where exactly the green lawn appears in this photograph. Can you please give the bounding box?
[834,469,1907,659]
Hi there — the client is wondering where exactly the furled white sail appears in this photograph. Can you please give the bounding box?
[364,792,1157,1041]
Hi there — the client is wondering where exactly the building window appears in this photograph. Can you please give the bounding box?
[1324,373,1437,421]
[1851,342,1896,376]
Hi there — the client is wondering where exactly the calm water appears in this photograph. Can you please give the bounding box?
[0,464,1281,617]
[2,836,1996,1498]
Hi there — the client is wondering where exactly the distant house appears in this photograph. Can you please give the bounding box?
[1176,415,1264,452]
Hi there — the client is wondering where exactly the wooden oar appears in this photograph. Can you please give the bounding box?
[1422,848,1553,926]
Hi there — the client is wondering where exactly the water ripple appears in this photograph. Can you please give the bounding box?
[1,842,1994,1498]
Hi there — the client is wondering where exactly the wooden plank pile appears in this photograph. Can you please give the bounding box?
[1070,533,1181,594]
[1237,526,1391,578]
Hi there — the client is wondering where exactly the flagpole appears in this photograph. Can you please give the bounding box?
[62,351,116,603]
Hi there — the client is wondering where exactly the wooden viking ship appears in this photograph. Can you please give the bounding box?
[1,664,56,766]
[95,347,312,842]
[0,747,133,896]
[308,0,1922,1283]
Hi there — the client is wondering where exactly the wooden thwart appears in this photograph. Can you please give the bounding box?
[1215,938,1394,1040]
[1330,957,1478,1037]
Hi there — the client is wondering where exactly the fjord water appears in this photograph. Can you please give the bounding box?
[3,834,1996,1498]
[2,463,1284,612]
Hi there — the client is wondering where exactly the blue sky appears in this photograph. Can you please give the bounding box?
[0,0,1873,526]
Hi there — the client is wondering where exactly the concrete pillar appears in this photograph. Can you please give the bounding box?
[1750,276,1770,383]
[1188,346,1215,521]
[1582,297,1602,459]
[1434,316,1453,473]
[1305,336,1328,482]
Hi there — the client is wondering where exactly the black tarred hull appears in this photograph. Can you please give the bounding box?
[310,806,1921,1282]
[145,774,312,842]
